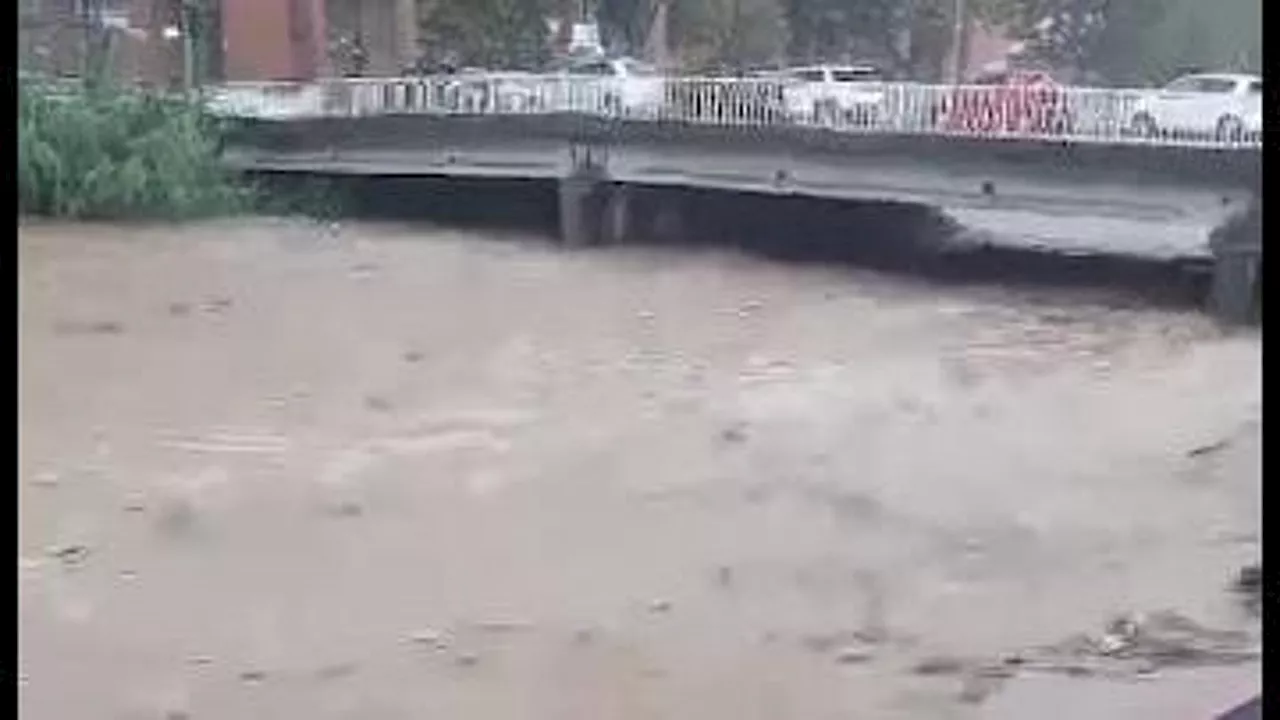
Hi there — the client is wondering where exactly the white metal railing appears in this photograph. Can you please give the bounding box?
[206,75,1263,150]
[206,81,329,119]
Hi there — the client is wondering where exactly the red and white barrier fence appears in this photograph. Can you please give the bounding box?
[206,75,1263,149]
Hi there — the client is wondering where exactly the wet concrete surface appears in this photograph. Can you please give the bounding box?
[226,113,1260,262]
[259,173,1216,299]
[19,219,1260,719]
[230,142,1238,261]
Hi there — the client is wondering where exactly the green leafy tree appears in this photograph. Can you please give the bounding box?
[597,0,650,54]
[1127,0,1259,82]
[974,0,1143,80]
[19,79,249,219]
[673,0,788,69]
[596,0,786,68]
[976,0,1260,84]
[782,0,961,79]
[418,0,554,69]
[598,0,1259,83]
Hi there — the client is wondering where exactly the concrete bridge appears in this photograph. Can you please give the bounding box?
[216,77,1262,321]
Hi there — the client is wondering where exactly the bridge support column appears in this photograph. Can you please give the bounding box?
[1210,247,1262,324]
[1208,200,1261,324]
[602,184,635,245]
[560,140,613,247]
[651,192,689,245]
[558,176,606,247]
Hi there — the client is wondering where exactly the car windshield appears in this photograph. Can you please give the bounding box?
[1164,76,1201,92]
[831,68,881,82]
[1196,77,1239,93]
[1247,80,1262,94]
[620,60,657,77]
[792,69,826,82]
[568,61,614,77]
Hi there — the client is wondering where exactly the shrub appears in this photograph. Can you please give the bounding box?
[18,78,252,219]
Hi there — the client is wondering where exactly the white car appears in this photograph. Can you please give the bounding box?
[1130,73,1262,141]
[482,71,546,113]
[435,70,558,115]
[782,64,885,125]
[557,57,665,117]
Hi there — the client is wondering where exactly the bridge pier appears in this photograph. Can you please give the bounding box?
[558,176,606,247]
[650,190,690,245]
[559,140,613,247]
[1209,248,1262,324]
[602,184,634,246]
[561,180,682,247]
[1207,200,1262,324]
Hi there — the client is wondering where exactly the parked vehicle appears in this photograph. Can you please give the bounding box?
[781,64,885,126]
[484,71,545,113]
[1129,73,1262,141]
[405,69,551,115]
[435,70,505,114]
[556,57,665,116]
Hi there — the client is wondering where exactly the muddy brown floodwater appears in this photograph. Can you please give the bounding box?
[19,219,1260,720]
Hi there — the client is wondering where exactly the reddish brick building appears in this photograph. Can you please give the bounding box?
[221,0,420,81]
[19,0,162,81]
[964,23,1020,80]
[221,0,328,81]
[21,0,332,84]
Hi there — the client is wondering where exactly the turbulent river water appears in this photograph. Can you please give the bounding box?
[19,219,1260,719]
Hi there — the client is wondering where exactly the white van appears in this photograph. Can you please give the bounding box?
[782,64,886,125]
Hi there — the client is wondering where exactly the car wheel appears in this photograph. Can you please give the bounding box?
[1215,115,1245,143]
[1130,113,1159,139]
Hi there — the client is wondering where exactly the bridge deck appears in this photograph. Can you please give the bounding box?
[225,114,1258,261]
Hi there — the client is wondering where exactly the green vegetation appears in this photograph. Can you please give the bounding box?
[417,0,556,69]
[18,78,250,220]
[978,0,1260,84]
[421,0,1258,82]
[672,0,789,69]
[1127,0,1260,83]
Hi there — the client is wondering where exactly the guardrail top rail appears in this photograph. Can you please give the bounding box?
[206,75,1263,150]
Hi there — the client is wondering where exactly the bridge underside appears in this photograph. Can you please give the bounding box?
[224,115,1261,320]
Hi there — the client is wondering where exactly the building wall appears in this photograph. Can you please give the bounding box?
[128,0,182,87]
[394,0,418,71]
[19,0,85,76]
[222,0,327,81]
[19,0,169,84]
